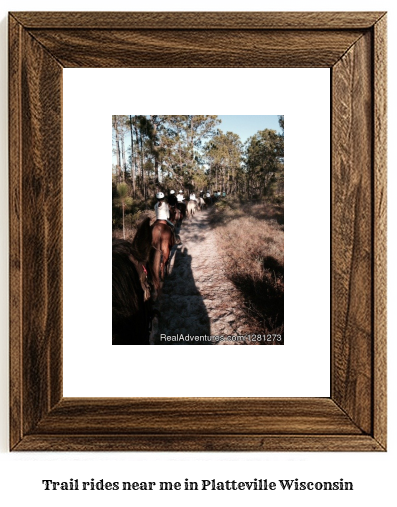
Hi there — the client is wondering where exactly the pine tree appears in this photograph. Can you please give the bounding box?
[113,183,133,239]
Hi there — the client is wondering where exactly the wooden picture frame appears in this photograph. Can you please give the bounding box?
[9,11,387,451]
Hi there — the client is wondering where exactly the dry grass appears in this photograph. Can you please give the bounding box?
[210,199,284,340]
[112,210,156,241]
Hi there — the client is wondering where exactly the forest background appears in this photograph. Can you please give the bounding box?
[112,115,284,230]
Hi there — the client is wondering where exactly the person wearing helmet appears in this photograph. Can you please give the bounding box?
[176,190,186,222]
[167,189,179,225]
[168,189,177,207]
[189,191,197,201]
[154,192,174,229]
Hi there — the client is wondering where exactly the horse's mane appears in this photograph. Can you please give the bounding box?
[112,217,152,263]
[130,216,152,262]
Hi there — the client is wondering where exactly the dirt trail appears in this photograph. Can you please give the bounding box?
[152,208,253,345]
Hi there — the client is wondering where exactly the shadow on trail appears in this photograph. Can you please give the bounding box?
[153,246,212,345]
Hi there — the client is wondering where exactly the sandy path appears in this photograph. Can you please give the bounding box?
[152,208,253,345]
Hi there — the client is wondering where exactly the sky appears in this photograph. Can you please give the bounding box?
[217,115,282,144]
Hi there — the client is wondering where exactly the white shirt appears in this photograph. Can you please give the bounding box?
[155,202,170,220]
[190,193,197,201]
[177,194,184,202]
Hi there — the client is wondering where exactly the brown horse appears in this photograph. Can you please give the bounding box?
[112,217,153,345]
[149,220,178,295]
[176,201,186,226]
[169,205,181,225]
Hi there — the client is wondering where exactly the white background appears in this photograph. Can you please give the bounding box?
[0,1,395,507]
[63,68,330,397]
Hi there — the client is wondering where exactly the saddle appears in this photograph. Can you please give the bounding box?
[129,254,151,302]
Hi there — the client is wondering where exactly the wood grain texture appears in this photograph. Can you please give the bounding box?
[27,29,363,68]
[8,11,387,452]
[14,435,383,453]
[332,32,373,434]
[11,11,386,29]
[373,15,387,449]
[9,15,23,450]
[32,398,362,435]
[9,16,64,447]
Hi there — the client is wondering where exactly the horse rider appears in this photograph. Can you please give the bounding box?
[177,190,185,203]
[168,189,177,207]
[189,191,197,202]
[176,189,187,216]
[152,193,180,291]
[167,189,180,224]
[154,192,175,231]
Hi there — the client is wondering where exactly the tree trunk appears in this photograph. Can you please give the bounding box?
[150,115,160,186]
[191,116,194,163]
[121,135,126,182]
[133,123,143,197]
[139,129,145,201]
[129,116,136,196]
[114,119,122,184]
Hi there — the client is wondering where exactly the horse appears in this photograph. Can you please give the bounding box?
[149,220,178,295]
[112,217,153,345]
[176,201,186,226]
[169,204,181,225]
[186,200,197,218]
[199,197,206,210]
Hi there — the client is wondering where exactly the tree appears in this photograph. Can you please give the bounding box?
[113,183,133,239]
[129,115,137,196]
[245,129,283,197]
[276,115,285,197]
[205,130,243,193]
[112,115,122,184]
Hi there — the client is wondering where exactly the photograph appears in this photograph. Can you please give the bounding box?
[112,115,284,345]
